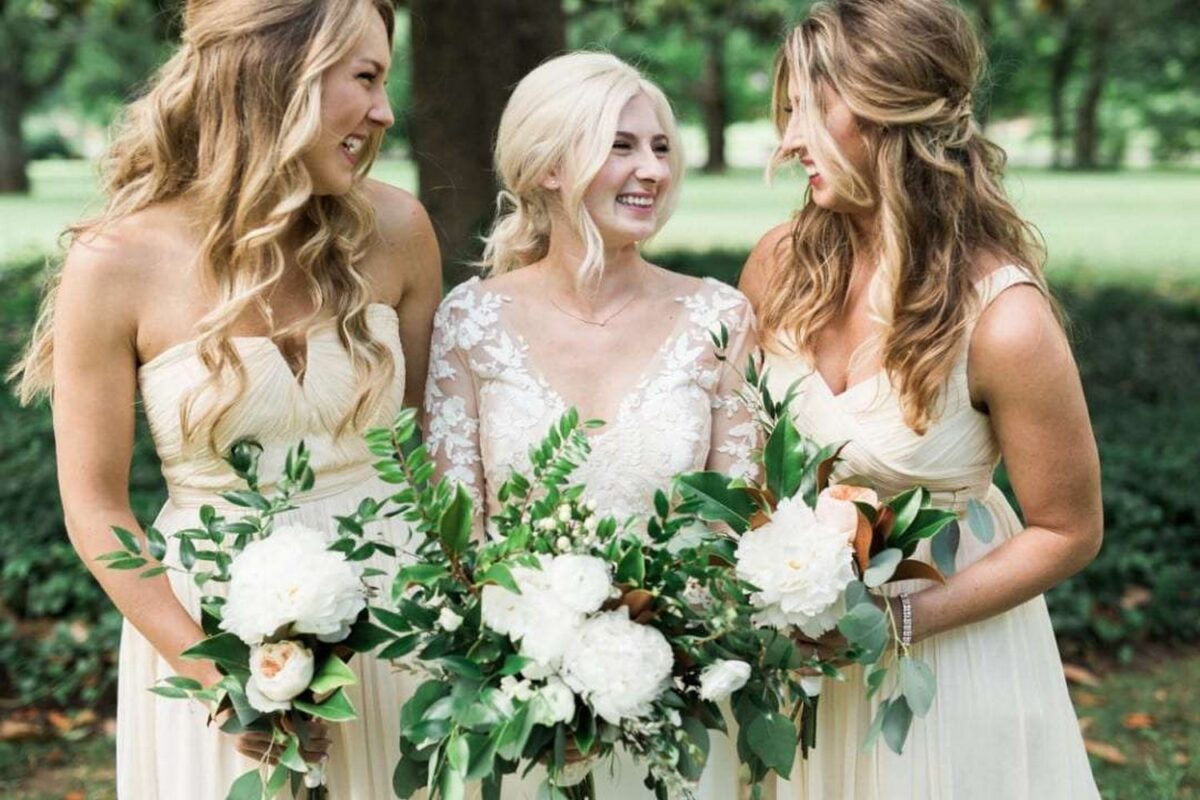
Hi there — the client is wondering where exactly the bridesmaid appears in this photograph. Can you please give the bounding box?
[739,1,1102,797]
[13,0,440,796]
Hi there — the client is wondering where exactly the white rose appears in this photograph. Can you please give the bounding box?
[735,496,857,639]
[698,659,752,702]
[533,677,577,725]
[800,675,824,697]
[437,607,463,632]
[560,609,673,724]
[246,640,314,712]
[220,525,365,645]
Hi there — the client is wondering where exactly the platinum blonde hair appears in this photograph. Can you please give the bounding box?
[13,0,397,451]
[479,51,684,286]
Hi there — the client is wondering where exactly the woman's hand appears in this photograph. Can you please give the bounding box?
[233,716,332,765]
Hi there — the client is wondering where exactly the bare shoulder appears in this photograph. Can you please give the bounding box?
[364,179,433,245]
[739,221,793,308]
[59,206,195,327]
[968,281,1071,405]
[362,179,440,303]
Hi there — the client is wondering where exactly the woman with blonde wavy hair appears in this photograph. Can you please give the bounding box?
[739,0,1100,796]
[12,0,441,795]
[423,51,755,797]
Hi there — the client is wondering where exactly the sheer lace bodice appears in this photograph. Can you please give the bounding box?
[424,276,757,535]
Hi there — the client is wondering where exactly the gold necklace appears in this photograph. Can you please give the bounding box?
[545,265,646,327]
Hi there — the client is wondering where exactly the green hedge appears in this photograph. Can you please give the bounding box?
[1,253,1196,709]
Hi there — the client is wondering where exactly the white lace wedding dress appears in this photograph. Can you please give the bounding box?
[424,275,758,798]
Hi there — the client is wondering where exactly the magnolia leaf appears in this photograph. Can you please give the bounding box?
[852,509,875,572]
[763,414,809,501]
[673,471,755,532]
[293,687,358,722]
[863,548,903,588]
[890,559,946,584]
[309,654,358,695]
[815,442,849,493]
[393,754,426,799]
[440,484,474,556]
[746,711,796,776]
[899,657,936,717]
[930,520,960,577]
[966,499,994,544]
[886,489,924,539]
[882,695,914,754]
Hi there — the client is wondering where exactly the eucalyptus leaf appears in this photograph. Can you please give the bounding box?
[863,548,903,588]
[745,711,796,777]
[930,520,960,577]
[898,657,936,717]
[837,602,889,662]
[966,499,995,544]
[226,768,264,800]
[881,695,914,754]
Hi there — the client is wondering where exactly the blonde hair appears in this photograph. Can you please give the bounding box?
[479,51,684,286]
[13,0,397,450]
[762,0,1049,434]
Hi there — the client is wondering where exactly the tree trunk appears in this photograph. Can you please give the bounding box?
[699,30,727,174]
[1073,15,1113,170]
[0,70,31,194]
[1047,15,1080,170]
[409,0,565,286]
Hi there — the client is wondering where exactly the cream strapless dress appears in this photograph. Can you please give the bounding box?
[117,304,418,799]
[765,266,1098,799]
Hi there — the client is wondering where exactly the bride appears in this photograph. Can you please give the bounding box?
[423,52,756,797]
[13,0,440,796]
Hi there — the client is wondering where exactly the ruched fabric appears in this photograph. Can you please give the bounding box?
[118,304,420,799]
[765,267,1099,800]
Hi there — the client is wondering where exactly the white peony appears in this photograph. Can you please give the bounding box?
[220,525,366,645]
[560,609,673,724]
[698,659,752,702]
[480,554,611,674]
[735,495,857,639]
[246,640,314,712]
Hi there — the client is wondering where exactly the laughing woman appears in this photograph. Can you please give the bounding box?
[423,52,756,797]
[739,1,1102,798]
[12,0,440,796]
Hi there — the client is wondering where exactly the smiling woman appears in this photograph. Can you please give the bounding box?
[8,0,442,797]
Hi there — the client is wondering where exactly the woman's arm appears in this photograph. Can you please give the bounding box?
[52,237,220,687]
[908,283,1103,642]
[367,180,443,413]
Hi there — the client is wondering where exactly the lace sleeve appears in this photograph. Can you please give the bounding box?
[707,290,761,481]
[423,284,486,535]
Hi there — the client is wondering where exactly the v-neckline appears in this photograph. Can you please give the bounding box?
[503,288,699,437]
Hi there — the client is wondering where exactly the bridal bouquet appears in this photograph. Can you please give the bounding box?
[365,408,782,800]
[100,441,394,799]
[672,329,964,774]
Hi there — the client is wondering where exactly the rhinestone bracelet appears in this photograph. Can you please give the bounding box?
[898,592,913,647]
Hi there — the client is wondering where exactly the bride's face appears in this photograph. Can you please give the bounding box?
[581,93,674,248]
[302,11,394,196]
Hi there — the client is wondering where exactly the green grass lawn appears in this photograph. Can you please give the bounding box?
[3,159,1197,288]
[2,649,1196,798]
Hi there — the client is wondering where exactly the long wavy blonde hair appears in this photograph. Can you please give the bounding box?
[761,0,1049,434]
[479,51,684,287]
[13,0,397,450]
